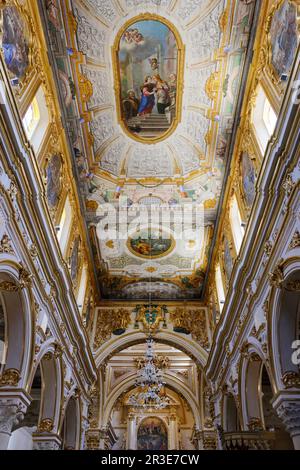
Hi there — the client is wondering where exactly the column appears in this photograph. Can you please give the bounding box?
[127,413,136,450]
[99,426,108,450]
[273,396,300,450]
[0,404,24,450]
[32,433,62,450]
[193,428,204,450]
[0,392,31,450]
[168,414,178,450]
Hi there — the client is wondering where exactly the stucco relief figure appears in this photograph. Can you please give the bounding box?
[115,17,181,141]
[1,6,30,79]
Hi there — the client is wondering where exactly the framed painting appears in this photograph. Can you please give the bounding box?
[46,154,62,209]
[240,151,256,208]
[113,14,184,144]
[0,5,30,80]
[269,0,298,78]
[137,417,168,450]
[127,229,175,259]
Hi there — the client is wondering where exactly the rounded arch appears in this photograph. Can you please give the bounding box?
[102,372,201,429]
[268,258,300,390]
[0,261,34,388]
[94,330,208,369]
[239,340,274,430]
[60,395,81,450]
[26,341,64,434]
[223,393,241,432]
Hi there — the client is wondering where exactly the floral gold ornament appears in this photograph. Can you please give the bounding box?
[288,231,300,250]
[0,234,14,254]
[93,308,132,348]
[282,371,300,388]
[170,307,209,349]
[0,368,21,386]
[38,418,54,433]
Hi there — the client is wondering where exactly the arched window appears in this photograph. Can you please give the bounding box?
[22,86,49,153]
[229,195,245,254]
[252,85,278,154]
[22,97,40,138]
[76,266,87,314]
[57,196,73,256]
[215,264,225,312]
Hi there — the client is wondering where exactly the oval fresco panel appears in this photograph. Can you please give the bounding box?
[113,15,184,143]
[128,229,174,259]
[1,6,30,79]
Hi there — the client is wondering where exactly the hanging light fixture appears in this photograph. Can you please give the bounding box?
[129,225,170,409]
[128,336,170,409]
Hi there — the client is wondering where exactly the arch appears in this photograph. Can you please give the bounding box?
[239,341,273,430]
[223,393,241,432]
[268,258,300,390]
[94,330,208,369]
[60,396,81,450]
[26,342,64,434]
[239,342,294,448]
[102,372,201,429]
[0,262,34,388]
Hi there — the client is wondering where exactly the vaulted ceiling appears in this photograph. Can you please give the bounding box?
[42,0,256,300]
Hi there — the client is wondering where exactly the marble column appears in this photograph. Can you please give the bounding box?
[127,413,136,450]
[273,396,300,450]
[0,392,31,450]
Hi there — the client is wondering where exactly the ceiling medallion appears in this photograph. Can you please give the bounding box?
[127,228,175,259]
[112,13,185,144]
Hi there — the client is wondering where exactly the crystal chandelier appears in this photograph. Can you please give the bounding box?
[128,336,170,409]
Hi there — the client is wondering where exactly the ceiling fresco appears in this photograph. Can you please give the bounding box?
[42,0,256,300]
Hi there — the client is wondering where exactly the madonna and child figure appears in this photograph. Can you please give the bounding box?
[118,19,179,139]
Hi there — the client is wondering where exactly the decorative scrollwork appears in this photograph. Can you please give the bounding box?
[0,368,21,386]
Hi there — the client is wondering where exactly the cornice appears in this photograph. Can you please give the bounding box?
[205,56,300,380]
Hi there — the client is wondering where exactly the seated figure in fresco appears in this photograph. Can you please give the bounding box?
[122,90,140,121]
[138,76,156,116]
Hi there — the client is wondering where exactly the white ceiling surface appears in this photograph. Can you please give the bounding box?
[74,0,227,188]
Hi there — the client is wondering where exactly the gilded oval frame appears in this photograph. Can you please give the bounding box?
[112,13,185,145]
[127,229,175,260]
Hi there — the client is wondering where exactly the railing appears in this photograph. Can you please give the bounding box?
[223,431,282,450]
